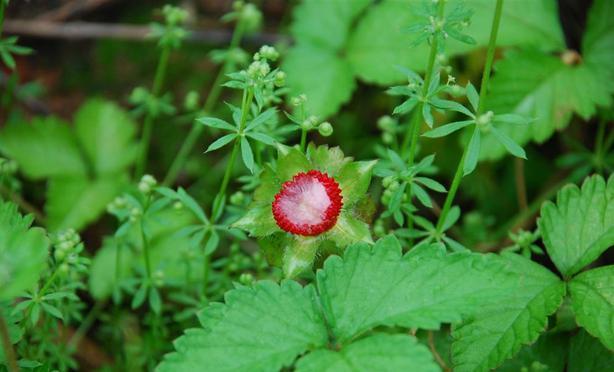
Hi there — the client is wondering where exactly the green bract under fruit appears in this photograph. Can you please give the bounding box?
[234,144,376,277]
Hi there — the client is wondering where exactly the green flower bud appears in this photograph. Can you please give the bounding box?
[377,115,397,132]
[173,201,183,210]
[382,176,395,188]
[382,132,395,145]
[258,45,279,61]
[138,174,157,194]
[129,86,148,104]
[476,111,494,132]
[388,181,400,191]
[239,273,254,285]
[230,191,246,205]
[153,270,165,287]
[291,94,307,107]
[239,3,262,31]
[162,5,189,26]
[318,122,333,137]
[183,90,200,111]
[274,71,286,87]
[374,220,386,238]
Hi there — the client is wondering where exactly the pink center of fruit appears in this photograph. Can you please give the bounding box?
[272,170,343,236]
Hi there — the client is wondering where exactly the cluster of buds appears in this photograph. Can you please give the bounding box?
[107,195,142,223]
[300,115,333,137]
[138,174,158,195]
[52,229,89,275]
[476,110,494,133]
[377,115,399,145]
[227,1,262,32]
[291,94,307,107]
[381,176,408,206]
[129,87,176,118]
[149,5,189,49]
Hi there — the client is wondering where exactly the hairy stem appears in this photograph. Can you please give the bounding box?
[0,311,18,372]
[435,0,504,235]
[163,21,246,185]
[300,128,308,153]
[135,46,171,178]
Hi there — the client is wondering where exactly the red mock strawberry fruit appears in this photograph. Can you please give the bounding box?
[272,170,343,236]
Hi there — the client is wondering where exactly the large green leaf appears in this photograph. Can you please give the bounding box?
[295,333,439,372]
[316,235,561,343]
[74,99,138,175]
[46,176,126,231]
[538,174,614,277]
[0,201,49,300]
[284,45,356,117]
[157,281,329,372]
[568,329,614,371]
[346,0,564,85]
[450,253,565,372]
[569,266,614,349]
[0,116,86,178]
[480,0,614,160]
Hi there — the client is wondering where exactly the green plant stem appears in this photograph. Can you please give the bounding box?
[0,311,18,372]
[400,0,446,161]
[140,222,152,281]
[67,300,106,352]
[594,119,606,173]
[162,21,246,186]
[211,88,253,220]
[300,128,308,152]
[136,46,172,178]
[0,0,6,35]
[435,0,504,235]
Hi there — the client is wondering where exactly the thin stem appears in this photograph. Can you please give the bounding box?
[514,157,528,211]
[435,0,504,235]
[300,128,308,152]
[400,0,446,160]
[135,46,172,178]
[594,119,606,173]
[0,311,18,372]
[162,21,246,186]
[140,220,152,281]
[211,88,253,220]
[0,0,6,35]
[67,300,106,351]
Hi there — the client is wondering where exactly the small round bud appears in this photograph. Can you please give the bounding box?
[173,201,183,210]
[183,90,200,111]
[258,45,279,62]
[318,122,333,137]
[129,86,148,104]
[153,270,165,287]
[274,71,286,87]
[377,115,397,133]
[138,174,157,194]
[374,220,386,238]
[239,3,262,32]
[230,191,246,205]
[382,176,395,188]
[388,181,400,191]
[129,207,142,222]
[382,132,395,145]
[162,5,189,26]
[239,273,254,285]
[59,263,70,274]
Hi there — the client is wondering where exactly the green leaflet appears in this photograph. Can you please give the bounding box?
[480,0,614,160]
[0,99,138,231]
[0,201,49,300]
[450,253,565,372]
[158,235,568,371]
[568,329,614,372]
[569,265,614,349]
[496,333,568,372]
[157,281,329,372]
[538,174,614,277]
[295,333,439,372]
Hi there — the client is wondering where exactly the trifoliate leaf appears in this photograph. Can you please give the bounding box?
[46,176,127,232]
[480,48,613,160]
[346,0,564,85]
[569,266,614,349]
[74,99,138,175]
[295,333,439,372]
[0,200,49,300]
[537,174,614,277]
[568,329,614,372]
[284,45,356,117]
[451,253,565,372]
[157,281,329,372]
[0,116,86,178]
[316,235,561,343]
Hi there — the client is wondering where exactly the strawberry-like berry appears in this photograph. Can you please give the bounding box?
[272,170,343,236]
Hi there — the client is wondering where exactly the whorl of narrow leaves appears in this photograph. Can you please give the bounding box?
[538,174,614,277]
[158,235,565,371]
[0,201,49,300]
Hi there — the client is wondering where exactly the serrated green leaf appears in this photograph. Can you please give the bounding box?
[283,45,356,117]
[46,176,126,231]
[497,332,568,372]
[307,144,349,176]
[74,99,138,175]
[328,211,372,248]
[0,201,49,300]
[537,174,614,277]
[346,0,564,85]
[568,329,614,372]
[451,253,565,372]
[0,116,86,178]
[296,333,439,372]
[277,146,311,182]
[336,160,377,206]
[232,205,278,237]
[569,266,614,349]
[316,235,561,343]
[157,281,329,372]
